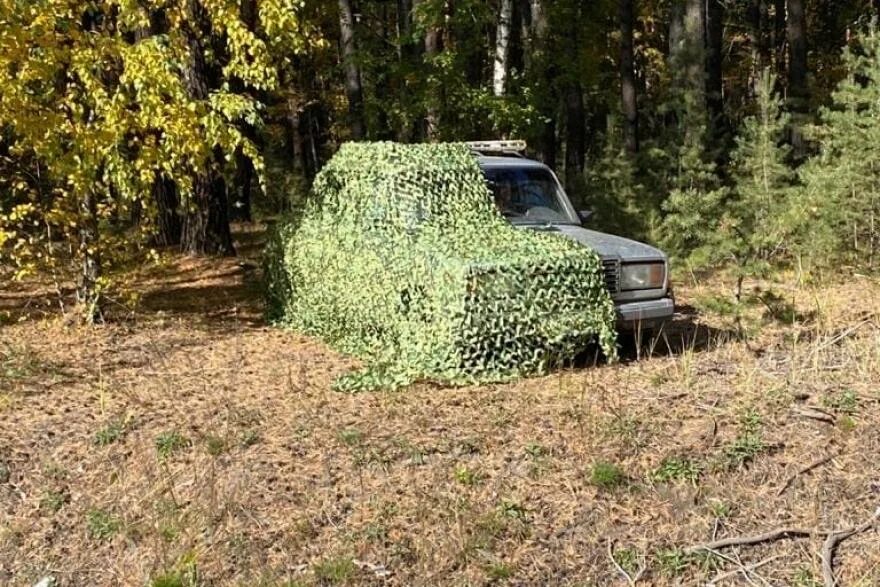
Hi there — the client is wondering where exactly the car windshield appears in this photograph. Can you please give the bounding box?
[483,167,577,225]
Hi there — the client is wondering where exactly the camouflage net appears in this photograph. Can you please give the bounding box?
[265,142,617,391]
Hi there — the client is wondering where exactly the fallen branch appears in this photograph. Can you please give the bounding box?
[792,406,836,424]
[776,451,840,496]
[821,507,880,587]
[607,539,645,586]
[685,527,815,554]
[814,318,875,354]
[686,507,880,587]
[706,555,782,586]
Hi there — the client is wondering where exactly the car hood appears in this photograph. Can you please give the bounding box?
[519,224,667,262]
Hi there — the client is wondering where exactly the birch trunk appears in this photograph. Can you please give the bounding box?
[493,0,514,96]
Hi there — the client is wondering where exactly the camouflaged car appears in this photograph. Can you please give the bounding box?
[264,141,618,390]
[471,141,674,333]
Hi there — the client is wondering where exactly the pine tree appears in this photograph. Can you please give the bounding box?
[723,69,795,299]
[798,24,880,268]
[659,106,728,261]
[586,123,649,238]
[661,69,795,302]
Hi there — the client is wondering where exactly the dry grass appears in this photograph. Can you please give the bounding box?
[2,233,880,586]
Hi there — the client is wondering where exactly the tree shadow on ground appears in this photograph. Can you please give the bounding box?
[0,283,74,324]
[135,264,265,326]
[134,224,268,325]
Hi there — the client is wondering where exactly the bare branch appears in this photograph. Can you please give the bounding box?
[707,555,782,587]
[776,450,840,496]
[685,528,815,554]
[821,507,880,587]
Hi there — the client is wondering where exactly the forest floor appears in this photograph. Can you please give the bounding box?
[1,225,879,587]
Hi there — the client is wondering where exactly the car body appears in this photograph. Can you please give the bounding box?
[476,152,674,331]
[265,142,620,390]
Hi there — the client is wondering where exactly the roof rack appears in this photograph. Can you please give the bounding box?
[466,140,527,157]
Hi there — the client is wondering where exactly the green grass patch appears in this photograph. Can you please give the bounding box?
[589,461,627,490]
[454,465,481,486]
[313,556,357,584]
[86,509,121,541]
[156,431,190,460]
[94,419,127,446]
[720,410,767,470]
[652,456,702,485]
[822,389,859,415]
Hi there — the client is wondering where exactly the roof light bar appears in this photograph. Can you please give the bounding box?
[465,140,527,154]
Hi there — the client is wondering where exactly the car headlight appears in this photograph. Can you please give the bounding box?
[620,262,666,291]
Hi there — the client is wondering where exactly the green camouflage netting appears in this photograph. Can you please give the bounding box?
[265,142,617,391]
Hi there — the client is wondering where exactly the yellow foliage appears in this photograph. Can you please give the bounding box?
[0,0,310,281]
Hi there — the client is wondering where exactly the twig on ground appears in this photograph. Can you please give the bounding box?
[706,555,782,586]
[687,507,880,587]
[814,318,875,353]
[821,507,880,587]
[792,406,836,424]
[607,539,644,585]
[776,450,840,496]
[705,548,768,587]
[685,527,815,554]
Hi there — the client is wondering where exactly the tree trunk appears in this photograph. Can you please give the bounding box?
[338,0,366,140]
[685,0,705,87]
[669,0,705,83]
[786,0,808,155]
[786,0,807,102]
[705,0,725,132]
[528,0,555,167]
[286,98,326,184]
[181,152,235,256]
[230,0,256,221]
[231,149,253,222]
[619,0,639,154]
[564,83,585,193]
[397,0,423,141]
[287,99,306,177]
[77,190,102,323]
[181,0,234,256]
[241,0,257,34]
[540,115,557,170]
[398,0,413,44]
[773,0,786,80]
[669,0,707,142]
[747,0,770,89]
[423,18,442,140]
[493,0,513,96]
[519,0,533,71]
[153,177,182,246]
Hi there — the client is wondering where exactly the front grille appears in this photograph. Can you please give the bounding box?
[602,258,620,294]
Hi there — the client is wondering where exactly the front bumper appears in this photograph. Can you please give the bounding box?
[616,297,674,329]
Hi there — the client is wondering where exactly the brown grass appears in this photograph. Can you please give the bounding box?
[1,231,879,586]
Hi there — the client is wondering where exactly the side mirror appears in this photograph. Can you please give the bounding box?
[578,209,593,223]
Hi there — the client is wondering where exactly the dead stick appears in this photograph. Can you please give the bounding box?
[607,539,639,586]
[776,451,840,497]
[687,508,880,585]
[792,406,836,424]
[814,318,874,353]
[707,555,782,586]
[685,528,815,554]
[821,507,880,587]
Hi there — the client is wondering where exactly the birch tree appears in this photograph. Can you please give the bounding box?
[493,0,514,96]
